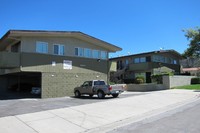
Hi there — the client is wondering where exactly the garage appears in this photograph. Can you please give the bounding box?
[0,72,41,99]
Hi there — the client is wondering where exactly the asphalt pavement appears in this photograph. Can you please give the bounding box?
[0,89,199,133]
[0,91,147,117]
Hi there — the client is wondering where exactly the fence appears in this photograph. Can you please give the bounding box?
[126,75,196,91]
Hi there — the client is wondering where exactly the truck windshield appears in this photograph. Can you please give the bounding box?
[94,81,106,85]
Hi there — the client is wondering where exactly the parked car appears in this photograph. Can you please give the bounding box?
[31,87,41,95]
[74,80,124,99]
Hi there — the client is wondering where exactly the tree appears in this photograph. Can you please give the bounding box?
[182,27,200,58]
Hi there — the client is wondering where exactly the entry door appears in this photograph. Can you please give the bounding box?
[146,72,152,83]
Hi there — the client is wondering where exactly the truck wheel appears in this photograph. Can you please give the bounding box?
[112,94,119,98]
[97,91,105,99]
[74,91,81,98]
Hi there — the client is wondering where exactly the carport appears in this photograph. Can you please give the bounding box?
[0,72,41,99]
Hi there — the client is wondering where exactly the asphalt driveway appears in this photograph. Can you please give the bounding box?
[0,91,147,117]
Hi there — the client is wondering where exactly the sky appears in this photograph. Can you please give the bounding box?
[0,0,199,58]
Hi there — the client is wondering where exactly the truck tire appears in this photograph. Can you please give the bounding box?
[74,90,81,98]
[112,94,119,98]
[97,91,105,99]
[89,94,93,98]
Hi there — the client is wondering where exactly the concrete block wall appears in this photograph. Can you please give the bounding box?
[41,72,107,98]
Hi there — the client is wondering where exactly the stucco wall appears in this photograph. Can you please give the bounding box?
[21,36,107,56]
[163,75,196,88]
[21,53,108,74]
[126,83,166,91]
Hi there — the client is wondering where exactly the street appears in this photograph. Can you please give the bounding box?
[109,97,200,133]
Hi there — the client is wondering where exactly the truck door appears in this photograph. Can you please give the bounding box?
[81,81,93,94]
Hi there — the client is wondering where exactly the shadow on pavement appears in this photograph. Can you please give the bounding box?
[0,91,40,100]
[70,95,117,100]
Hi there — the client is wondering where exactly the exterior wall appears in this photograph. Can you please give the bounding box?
[0,52,20,68]
[126,83,166,91]
[21,53,108,74]
[42,73,107,98]
[109,61,117,72]
[20,53,108,98]
[21,36,107,56]
[163,75,196,88]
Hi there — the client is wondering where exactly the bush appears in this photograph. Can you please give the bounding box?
[191,77,200,84]
[151,72,173,84]
[151,74,163,84]
[134,76,144,84]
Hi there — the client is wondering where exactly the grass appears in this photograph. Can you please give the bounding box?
[175,84,200,90]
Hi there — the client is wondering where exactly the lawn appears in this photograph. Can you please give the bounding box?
[175,84,200,90]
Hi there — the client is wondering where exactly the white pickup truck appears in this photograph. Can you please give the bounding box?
[74,80,124,99]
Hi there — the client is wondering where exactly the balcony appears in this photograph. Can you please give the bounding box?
[129,62,151,71]
[0,52,20,68]
[128,62,180,72]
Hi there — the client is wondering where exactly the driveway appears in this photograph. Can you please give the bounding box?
[0,90,199,133]
[0,91,147,117]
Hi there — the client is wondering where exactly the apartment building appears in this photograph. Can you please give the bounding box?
[110,50,183,83]
[0,30,121,98]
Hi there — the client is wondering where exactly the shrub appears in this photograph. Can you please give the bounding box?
[151,74,163,84]
[134,76,144,84]
[191,77,200,84]
[151,73,173,84]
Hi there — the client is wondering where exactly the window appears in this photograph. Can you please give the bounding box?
[134,58,139,63]
[101,51,107,59]
[134,57,146,63]
[152,55,165,63]
[125,59,129,65]
[94,81,106,85]
[140,57,146,63]
[84,48,91,58]
[75,47,84,57]
[92,50,100,59]
[54,44,64,55]
[173,59,177,64]
[36,41,48,53]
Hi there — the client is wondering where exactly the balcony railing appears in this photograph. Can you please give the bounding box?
[128,62,180,71]
[0,52,20,68]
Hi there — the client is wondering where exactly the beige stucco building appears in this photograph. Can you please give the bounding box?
[0,30,121,98]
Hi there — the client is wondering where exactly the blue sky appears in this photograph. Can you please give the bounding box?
[0,0,199,57]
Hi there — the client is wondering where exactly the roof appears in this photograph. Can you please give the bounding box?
[0,30,122,52]
[110,50,183,60]
[182,67,200,72]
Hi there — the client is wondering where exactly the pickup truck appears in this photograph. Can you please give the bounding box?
[74,80,124,99]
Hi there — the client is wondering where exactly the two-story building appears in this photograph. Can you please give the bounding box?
[110,50,183,83]
[0,30,121,98]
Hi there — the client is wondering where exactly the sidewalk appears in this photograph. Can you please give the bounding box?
[0,89,200,133]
